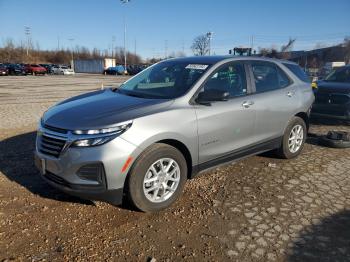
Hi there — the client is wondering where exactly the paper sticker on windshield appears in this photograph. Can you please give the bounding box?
[185,64,209,70]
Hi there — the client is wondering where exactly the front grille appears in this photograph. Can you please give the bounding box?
[312,107,346,117]
[331,94,350,105]
[315,93,350,105]
[43,124,68,134]
[315,93,329,104]
[38,134,66,158]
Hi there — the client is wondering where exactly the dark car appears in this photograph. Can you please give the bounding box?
[103,65,125,75]
[0,64,9,76]
[311,65,350,122]
[7,64,27,75]
[39,64,54,74]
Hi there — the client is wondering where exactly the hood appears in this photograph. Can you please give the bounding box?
[43,88,172,130]
[317,81,350,94]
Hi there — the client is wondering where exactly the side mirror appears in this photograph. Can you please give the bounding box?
[196,89,230,105]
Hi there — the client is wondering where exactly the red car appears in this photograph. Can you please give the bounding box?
[0,65,9,76]
[24,64,47,75]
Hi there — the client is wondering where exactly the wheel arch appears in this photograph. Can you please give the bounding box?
[156,139,193,179]
[295,111,310,131]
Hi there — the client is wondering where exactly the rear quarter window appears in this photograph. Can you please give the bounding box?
[283,63,310,83]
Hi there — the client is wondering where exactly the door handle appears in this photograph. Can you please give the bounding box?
[242,101,254,108]
[286,91,295,97]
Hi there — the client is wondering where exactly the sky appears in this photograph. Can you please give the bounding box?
[0,0,350,59]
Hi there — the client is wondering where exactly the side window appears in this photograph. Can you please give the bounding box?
[202,62,247,98]
[251,62,291,93]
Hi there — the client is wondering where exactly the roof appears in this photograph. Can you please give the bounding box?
[167,55,297,65]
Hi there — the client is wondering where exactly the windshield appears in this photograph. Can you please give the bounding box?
[116,61,211,99]
[325,66,350,83]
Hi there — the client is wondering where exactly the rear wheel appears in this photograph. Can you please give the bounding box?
[277,116,307,159]
[126,143,187,212]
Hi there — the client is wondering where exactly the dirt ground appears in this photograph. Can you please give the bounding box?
[1,74,349,262]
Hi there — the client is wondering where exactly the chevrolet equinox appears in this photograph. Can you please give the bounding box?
[35,56,314,212]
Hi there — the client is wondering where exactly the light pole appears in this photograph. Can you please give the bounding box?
[206,32,213,55]
[121,0,130,74]
[24,26,31,57]
[68,38,74,68]
[112,36,116,65]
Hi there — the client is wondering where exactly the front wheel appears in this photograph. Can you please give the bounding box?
[277,116,307,159]
[126,143,187,212]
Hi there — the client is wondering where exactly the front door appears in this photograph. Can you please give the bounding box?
[194,61,256,164]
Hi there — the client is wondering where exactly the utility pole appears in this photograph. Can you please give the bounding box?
[68,38,74,68]
[57,36,60,50]
[182,39,185,55]
[206,32,213,55]
[134,39,137,57]
[112,36,116,65]
[121,0,130,74]
[165,40,168,59]
[24,26,31,57]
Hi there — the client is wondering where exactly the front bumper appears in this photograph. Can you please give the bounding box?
[33,71,46,74]
[34,132,141,204]
[63,71,75,75]
[311,103,350,121]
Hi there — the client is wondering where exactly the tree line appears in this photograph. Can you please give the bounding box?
[0,38,142,65]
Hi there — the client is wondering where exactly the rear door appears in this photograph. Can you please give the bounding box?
[247,61,298,142]
[194,61,256,164]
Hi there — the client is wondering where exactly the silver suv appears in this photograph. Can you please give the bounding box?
[34,56,314,212]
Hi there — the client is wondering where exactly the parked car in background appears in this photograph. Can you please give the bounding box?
[39,64,54,74]
[35,56,314,212]
[52,65,75,75]
[24,64,47,75]
[318,61,346,80]
[0,64,9,76]
[311,65,350,122]
[126,65,145,75]
[103,65,125,75]
[7,64,27,75]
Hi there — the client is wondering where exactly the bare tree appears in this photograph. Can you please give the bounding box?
[280,38,296,59]
[191,34,209,56]
[258,47,279,58]
[0,42,142,64]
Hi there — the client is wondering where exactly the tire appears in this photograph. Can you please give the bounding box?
[319,131,350,148]
[277,116,307,159]
[126,143,187,212]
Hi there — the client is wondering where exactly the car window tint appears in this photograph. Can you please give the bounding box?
[203,62,247,97]
[252,61,291,93]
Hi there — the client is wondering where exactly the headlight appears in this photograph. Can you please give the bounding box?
[72,120,132,147]
[73,136,116,147]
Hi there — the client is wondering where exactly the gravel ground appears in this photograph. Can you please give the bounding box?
[0,74,349,262]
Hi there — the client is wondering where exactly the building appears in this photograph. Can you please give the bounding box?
[74,58,116,74]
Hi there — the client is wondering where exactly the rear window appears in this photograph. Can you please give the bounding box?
[283,63,310,83]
